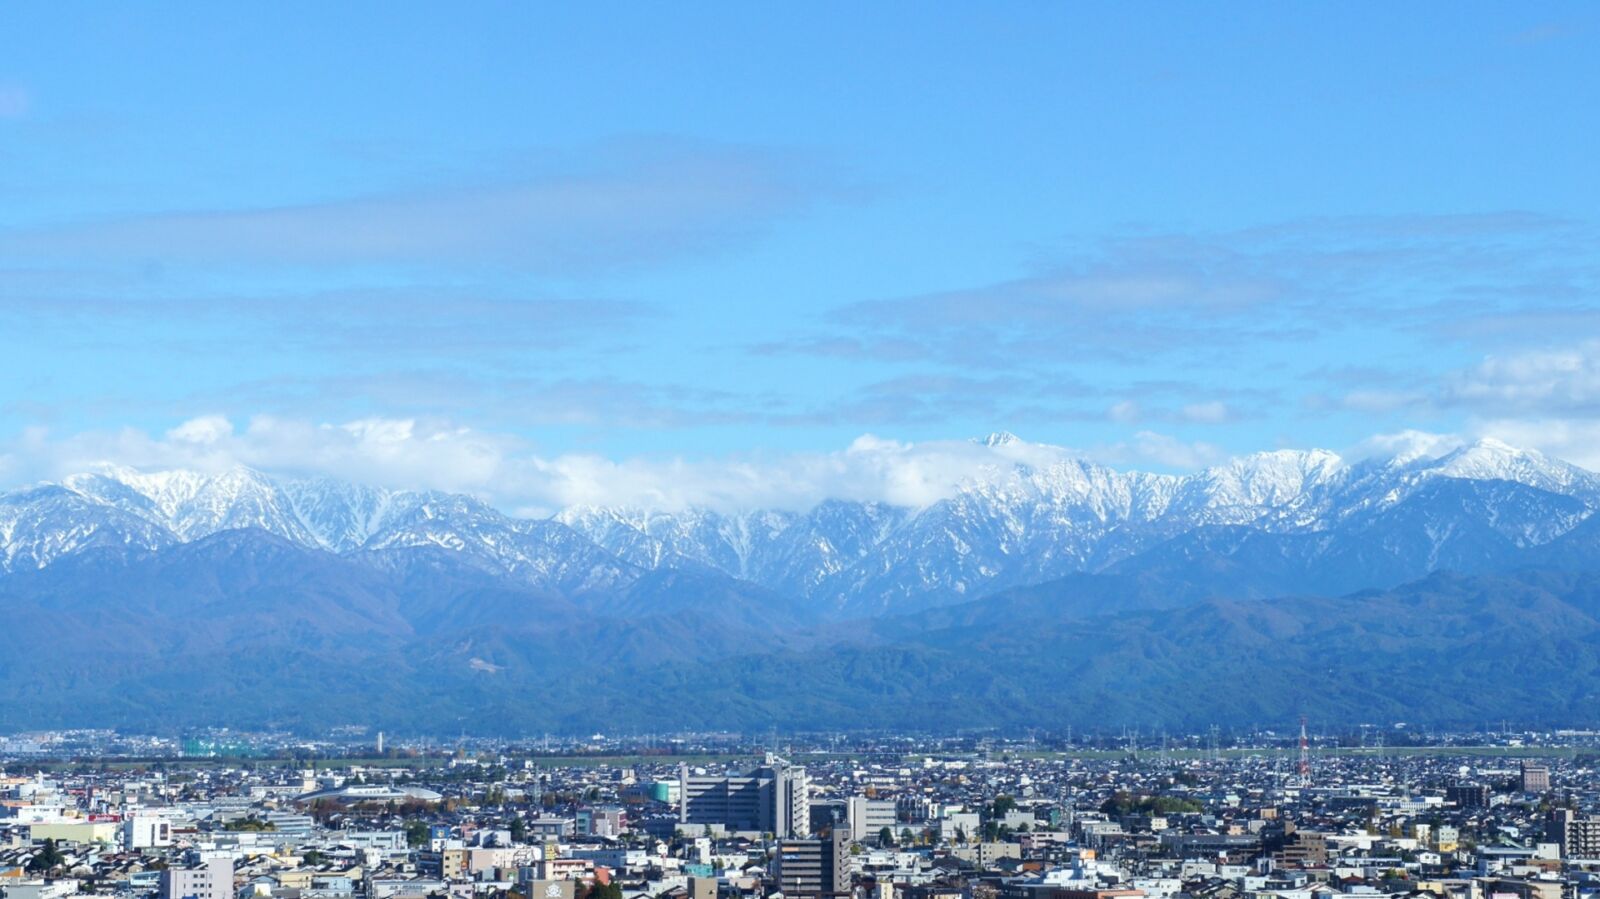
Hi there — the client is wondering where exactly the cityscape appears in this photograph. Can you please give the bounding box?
[4,7,1600,899]
[9,731,1600,899]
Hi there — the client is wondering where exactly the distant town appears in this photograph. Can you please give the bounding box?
[6,728,1600,899]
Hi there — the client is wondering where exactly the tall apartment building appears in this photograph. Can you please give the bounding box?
[1548,809,1600,859]
[1445,784,1491,809]
[1521,762,1551,793]
[775,827,850,898]
[679,754,810,837]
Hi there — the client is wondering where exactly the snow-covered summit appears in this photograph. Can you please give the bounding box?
[4,435,1600,615]
[978,430,1023,447]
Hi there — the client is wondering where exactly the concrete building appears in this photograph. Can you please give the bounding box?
[847,797,899,845]
[679,753,809,837]
[28,821,119,845]
[1548,809,1600,859]
[939,811,981,844]
[577,807,624,838]
[123,814,174,849]
[774,827,850,898]
[520,881,576,899]
[159,857,233,899]
[1446,784,1491,809]
[1520,763,1551,793]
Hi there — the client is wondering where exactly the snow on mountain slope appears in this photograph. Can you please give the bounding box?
[557,438,1600,613]
[3,435,1598,615]
[278,477,441,553]
[64,465,319,545]
[553,505,795,579]
[363,494,638,596]
[0,484,176,572]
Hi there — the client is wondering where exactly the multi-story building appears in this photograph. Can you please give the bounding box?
[775,827,850,898]
[1521,763,1551,793]
[848,797,899,845]
[123,814,173,850]
[1548,809,1600,859]
[679,753,809,837]
[1446,784,1491,809]
[159,856,232,899]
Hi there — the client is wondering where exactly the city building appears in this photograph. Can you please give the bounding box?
[1446,784,1491,809]
[1520,763,1551,793]
[1547,809,1600,859]
[848,797,899,845]
[774,827,850,898]
[678,754,809,837]
[159,856,233,899]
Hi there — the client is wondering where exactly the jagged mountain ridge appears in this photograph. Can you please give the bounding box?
[2,436,1598,617]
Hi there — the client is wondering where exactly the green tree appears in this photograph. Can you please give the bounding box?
[405,820,431,848]
[224,816,276,832]
[28,839,65,874]
[878,826,896,847]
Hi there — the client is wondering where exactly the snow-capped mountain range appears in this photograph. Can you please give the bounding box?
[3,435,1599,617]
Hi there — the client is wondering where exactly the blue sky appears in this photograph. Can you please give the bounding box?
[2,3,1599,507]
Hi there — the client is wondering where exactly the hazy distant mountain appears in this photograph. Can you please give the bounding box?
[3,533,1599,732]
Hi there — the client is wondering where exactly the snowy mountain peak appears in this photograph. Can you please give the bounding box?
[1424,438,1595,497]
[979,430,1023,448]
[5,437,1600,614]
[61,463,317,544]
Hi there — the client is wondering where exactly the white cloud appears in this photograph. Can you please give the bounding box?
[1339,389,1429,414]
[1,139,833,274]
[9,413,1593,516]
[1093,431,1229,470]
[1180,401,1233,424]
[1,415,1244,514]
[168,415,235,444]
[1445,340,1600,414]
[1346,429,1464,464]
[1108,400,1142,423]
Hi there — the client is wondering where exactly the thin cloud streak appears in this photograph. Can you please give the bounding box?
[760,213,1600,370]
[0,139,840,274]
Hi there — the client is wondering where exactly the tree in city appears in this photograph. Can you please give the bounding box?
[28,839,65,874]
[878,826,896,847]
[405,820,431,848]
